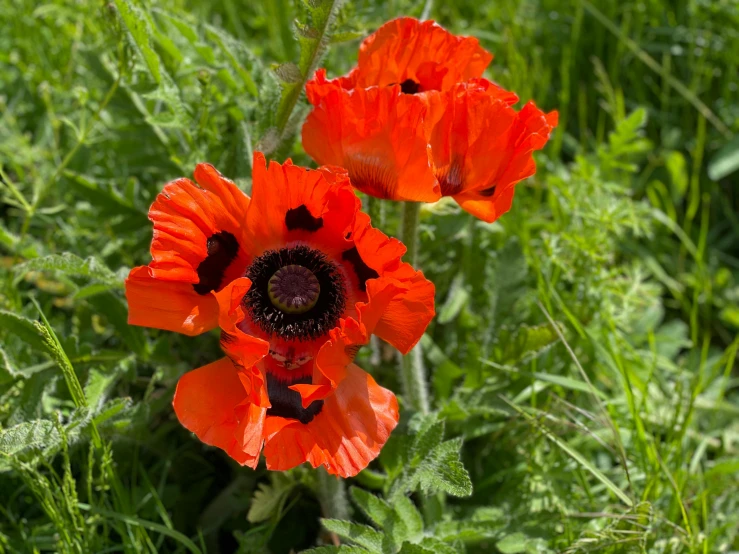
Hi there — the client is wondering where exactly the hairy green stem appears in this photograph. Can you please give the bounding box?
[273,0,344,136]
[316,468,349,522]
[399,202,430,414]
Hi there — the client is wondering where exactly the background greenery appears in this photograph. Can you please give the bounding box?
[1,0,738,552]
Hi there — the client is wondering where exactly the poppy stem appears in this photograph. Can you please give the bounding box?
[316,467,349,524]
[401,201,421,266]
[400,202,430,414]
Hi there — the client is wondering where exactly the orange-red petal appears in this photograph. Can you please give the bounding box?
[303,79,439,202]
[349,17,492,92]
[245,152,360,256]
[173,357,265,467]
[125,266,219,335]
[126,164,253,334]
[212,277,270,374]
[352,212,436,353]
[263,363,399,477]
[148,165,251,284]
[428,83,558,222]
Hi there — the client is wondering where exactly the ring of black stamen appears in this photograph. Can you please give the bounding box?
[243,245,346,341]
[266,374,323,424]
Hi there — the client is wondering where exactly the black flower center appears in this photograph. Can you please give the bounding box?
[243,245,346,341]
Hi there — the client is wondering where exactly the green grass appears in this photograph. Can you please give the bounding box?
[1,0,738,552]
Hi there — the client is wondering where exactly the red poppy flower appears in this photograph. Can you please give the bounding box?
[302,17,558,223]
[125,153,435,477]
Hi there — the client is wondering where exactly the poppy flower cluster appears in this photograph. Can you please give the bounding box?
[126,17,556,478]
[302,17,558,223]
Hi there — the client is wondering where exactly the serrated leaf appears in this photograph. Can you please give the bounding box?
[143,72,190,128]
[85,368,119,413]
[350,487,394,528]
[302,546,370,554]
[15,253,120,287]
[320,519,383,553]
[415,438,473,497]
[274,62,302,83]
[94,397,134,426]
[416,538,459,554]
[397,543,434,554]
[0,420,59,457]
[410,419,445,463]
[391,496,423,540]
[0,309,47,352]
[247,473,296,523]
[113,0,161,83]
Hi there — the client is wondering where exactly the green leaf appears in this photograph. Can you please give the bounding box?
[397,543,434,554]
[0,309,47,352]
[330,30,365,44]
[247,473,296,523]
[391,496,423,540]
[94,397,134,426]
[496,533,528,554]
[413,438,473,498]
[0,420,59,457]
[15,253,121,287]
[84,368,119,413]
[495,532,548,554]
[274,62,302,83]
[410,419,445,463]
[708,134,739,180]
[437,275,469,324]
[492,323,560,365]
[113,0,161,83]
[302,546,370,554]
[416,538,458,554]
[350,487,394,528]
[0,222,19,251]
[665,151,688,200]
[320,519,383,553]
